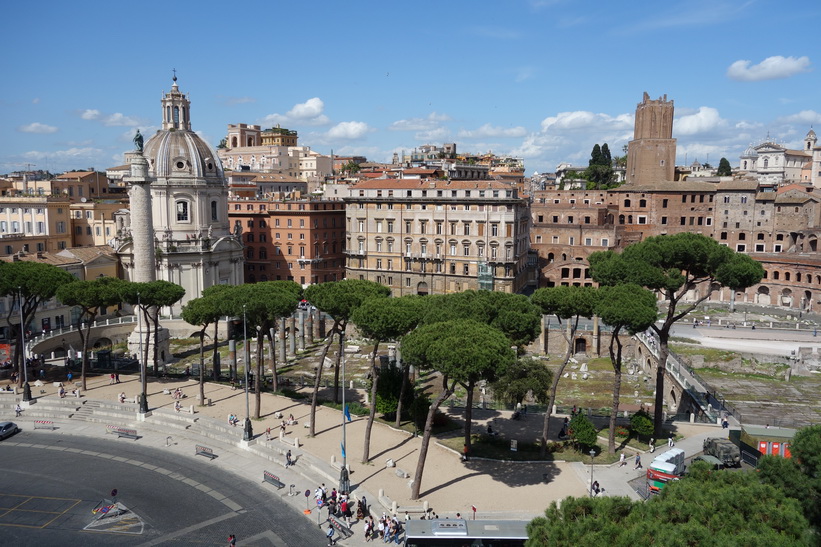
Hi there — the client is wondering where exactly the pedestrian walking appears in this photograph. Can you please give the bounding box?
[227,534,236,546]
[286,449,293,467]
[15,403,22,417]
[634,453,642,470]
[668,434,674,447]
[67,371,72,382]
[649,438,655,453]
[326,524,336,546]
[619,452,626,467]
[462,444,469,462]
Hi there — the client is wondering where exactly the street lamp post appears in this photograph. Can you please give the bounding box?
[137,293,149,413]
[339,330,350,493]
[242,305,253,442]
[18,288,32,402]
[589,448,596,497]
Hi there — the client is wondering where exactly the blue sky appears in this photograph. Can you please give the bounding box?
[3,0,821,176]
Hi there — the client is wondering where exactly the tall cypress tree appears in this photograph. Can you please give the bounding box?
[601,143,612,166]
[589,144,602,167]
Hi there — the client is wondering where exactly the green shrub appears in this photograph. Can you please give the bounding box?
[630,408,654,438]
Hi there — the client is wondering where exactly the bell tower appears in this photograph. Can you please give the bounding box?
[161,72,192,131]
[626,92,676,185]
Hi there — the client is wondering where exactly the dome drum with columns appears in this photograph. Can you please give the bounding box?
[114,76,244,316]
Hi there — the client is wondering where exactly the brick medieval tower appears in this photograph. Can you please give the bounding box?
[626,92,676,185]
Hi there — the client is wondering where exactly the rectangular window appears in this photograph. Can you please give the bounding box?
[463,222,470,236]
[601,238,609,247]
[405,221,411,233]
[584,238,592,246]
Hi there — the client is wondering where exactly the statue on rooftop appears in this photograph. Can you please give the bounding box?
[133,129,144,152]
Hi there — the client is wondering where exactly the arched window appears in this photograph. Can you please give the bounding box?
[175,200,189,222]
[764,158,769,168]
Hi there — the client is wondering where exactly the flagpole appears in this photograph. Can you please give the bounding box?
[339,330,350,493]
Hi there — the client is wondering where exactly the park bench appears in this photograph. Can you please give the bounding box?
[195,444,217,460]
[34,420,55,430]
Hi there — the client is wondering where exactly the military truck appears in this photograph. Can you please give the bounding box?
[703,437,741,468]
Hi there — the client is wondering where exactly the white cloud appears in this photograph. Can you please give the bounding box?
[389,112,451,132]
[675,106,726,135]
[261,97,330,127]
[776,110,821,125]
[727,55,811,82]
[18,122,58,134]
[103,113,141,127]
[326,121,371,140]
[458,124,527,139]
[415,128,450,142]
[22,147,102,160]
[540,111,633,132]
[32,98,40,104]
[81,109,100,120]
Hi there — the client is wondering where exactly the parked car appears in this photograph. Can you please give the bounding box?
[0,421,20,440]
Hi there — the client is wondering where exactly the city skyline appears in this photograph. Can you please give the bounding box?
[2,0,820,175]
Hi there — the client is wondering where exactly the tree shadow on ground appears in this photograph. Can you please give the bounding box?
[353,448,419,489]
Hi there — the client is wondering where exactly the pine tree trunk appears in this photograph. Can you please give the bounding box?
[463,380,476,450]
[267,327,278,392]
[395,362,409,428]
[411,376,454,500]
[607,327,624,454]
[309,320,339,437]
[362,340,380,463]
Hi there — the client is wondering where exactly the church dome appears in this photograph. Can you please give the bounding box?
[143,77,224,181]
[741,145,758,158]
[144,129,224,180]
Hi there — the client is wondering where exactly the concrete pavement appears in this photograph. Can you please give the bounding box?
[2,373,727,544]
